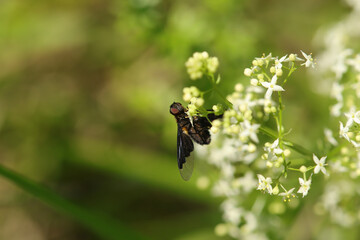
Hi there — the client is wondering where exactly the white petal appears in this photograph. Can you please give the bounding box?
[354,117,360,124]
[265,88,273,99]
[274,148,283,155]
[279,55,288,62]
[288,188,295,194]
[257,174,265,181]
[320,156,327,164]
[270,75,278,84]
[313,154,320,164]
[299,177,304,185]
[314,165,320,174]
[261,82,271,88]
[272,139,279,148]
[321,167,327,175]
[273,85,285,91]
[250,133,259,143]
[300,50,309,59]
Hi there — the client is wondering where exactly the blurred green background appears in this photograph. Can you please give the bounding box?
[0,0,349,239]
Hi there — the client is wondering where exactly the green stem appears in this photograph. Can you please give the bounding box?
[277,92,287,174]
[282,62,296,86]
[209,74,233,109]
[288,167,301,172]
[259,126,312,157]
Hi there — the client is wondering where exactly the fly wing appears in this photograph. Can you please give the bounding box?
[177,126,194,181]
[190,114,223,145]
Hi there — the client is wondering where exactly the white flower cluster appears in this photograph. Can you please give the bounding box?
[312,0,360,228]
[185,51,219,80]
[316,180,359,227]
[188,52,325,240]
[182,86,205,116]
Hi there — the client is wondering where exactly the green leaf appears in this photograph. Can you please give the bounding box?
[0,164,146,240]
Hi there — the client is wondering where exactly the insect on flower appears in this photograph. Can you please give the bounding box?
[170,102,222,181]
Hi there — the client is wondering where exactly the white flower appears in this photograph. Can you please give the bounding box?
[330,82,344,102]
[221,199,244,225]
[344,108,360,127]
[313,154,328,175]
[339,121,350,142]
[235,172,257,193]
[269,138,283,155]
[288,53,303,62]
[331,49,352,79]
[256,53,275,63]
[257,174,273,194]
[330,160,348,173]
[352,80,360,98]
[279,187,296,202]
[212,180,238,197]
[264,138,283,161]
[185,51,219,80]
[240,120,260,143]
[260,75,285,99]
[297,177,312,197]
[324,128,338,146]
[223,206,243,225]
[275,55,288,70]
[300,50,315,68]
[347,54,360,72]
[330,102,343,117]
[207,57,219,73]
[221,162,236,179]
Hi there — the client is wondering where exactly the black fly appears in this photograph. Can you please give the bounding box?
[170,102,222,181]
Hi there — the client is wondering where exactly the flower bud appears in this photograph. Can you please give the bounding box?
[235,83,244,92]
[212,119,222,128]
[289,53,296,61]
[272,185,279,195]
[248,143,256,153]
[356,135,360,142]
[190,86,200,97]
[210,126,219,134]
[299,165,307,173]
[183,93,192,102]
[244,68,253,77]
[250,78,259,86]
[284,149,291,157]
[229,109,236,117]
[183,87,191,94]
[202,51,209,58]
[270,66,276,74]
[239,103,247,113]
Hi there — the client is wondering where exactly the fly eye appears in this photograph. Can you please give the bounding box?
[170,107,180,115]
